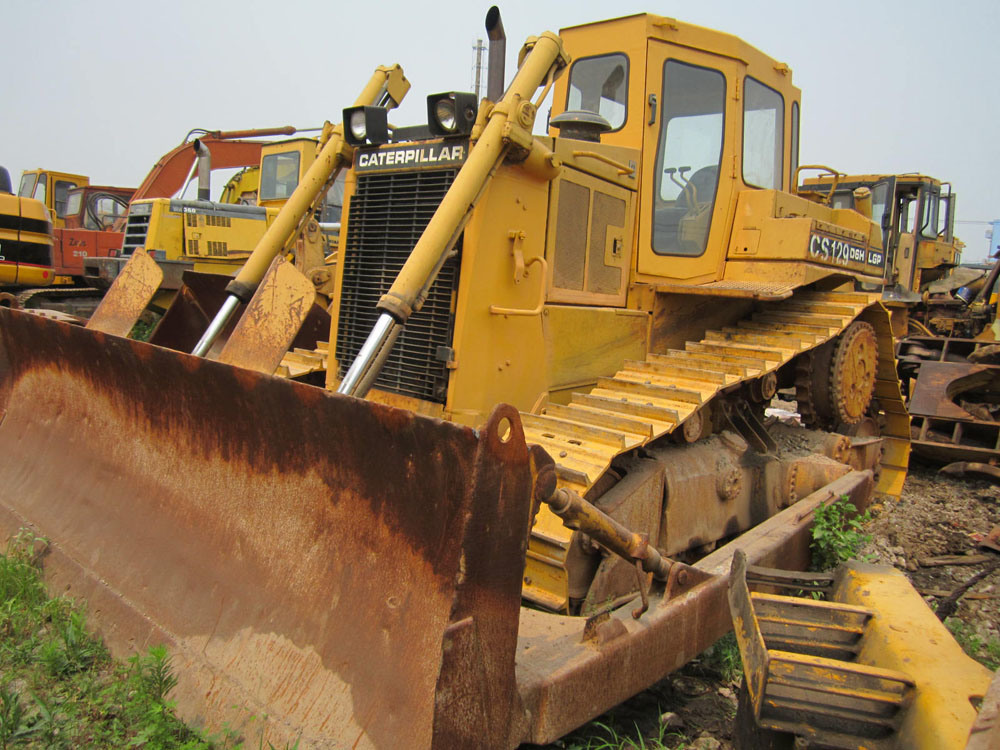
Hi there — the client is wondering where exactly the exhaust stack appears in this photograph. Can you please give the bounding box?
[193,139,211,201]
[486,6,506,101]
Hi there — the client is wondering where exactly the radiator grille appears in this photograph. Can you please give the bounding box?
[122,213,150,255]
[337,168,460,403]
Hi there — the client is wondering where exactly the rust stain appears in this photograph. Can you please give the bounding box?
[0,308,532,749]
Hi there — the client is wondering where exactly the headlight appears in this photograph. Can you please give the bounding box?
[427,92,478,137]
[129,201,153,217]
[434,100,457,132]
[342,106,390,146]
[349,110,368,141]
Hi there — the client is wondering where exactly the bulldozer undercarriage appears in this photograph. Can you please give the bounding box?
[523,290,909,612]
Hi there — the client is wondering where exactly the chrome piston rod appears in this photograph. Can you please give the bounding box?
[191,295,241,357]
[336,313,398,397]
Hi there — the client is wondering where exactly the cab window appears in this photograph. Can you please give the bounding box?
[897,192,917,234]
[18,174,36,198]
[260,152,301,201]
[87,194,129,230]
[33,174,47,204]
[320,172,346,223]
[652,60,726,256]
[566,53,628,130]
[65,191,84,219]
[919,187,941,239]
[938,191,955,242]
[830,192,853,210]
[54,180,78,218]
[743,78,784,190]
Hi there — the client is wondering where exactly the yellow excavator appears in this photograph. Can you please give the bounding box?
[0,9,931,749]
[0,167,54,287]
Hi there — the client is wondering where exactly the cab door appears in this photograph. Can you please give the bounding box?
[870,177,895,253]
[636,40,740,283]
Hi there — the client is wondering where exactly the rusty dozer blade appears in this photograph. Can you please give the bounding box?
[0,307,534,749]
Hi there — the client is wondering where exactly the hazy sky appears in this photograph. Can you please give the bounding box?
[4,0,997,259]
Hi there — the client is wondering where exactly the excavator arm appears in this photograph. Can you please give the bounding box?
[130,126,299,201]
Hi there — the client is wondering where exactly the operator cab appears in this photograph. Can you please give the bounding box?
[258,139,345,222]
[63,186,134,231]
[18,169,91,228]
[551,14,803,284]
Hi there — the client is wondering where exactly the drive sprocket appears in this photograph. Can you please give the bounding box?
[796,321,878,428]
[828,321,878,424]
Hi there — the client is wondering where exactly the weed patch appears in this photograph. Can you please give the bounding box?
[0,530,297,749]
[945,617,1000,671]
[811,494,872,571]
[699,632,742,683]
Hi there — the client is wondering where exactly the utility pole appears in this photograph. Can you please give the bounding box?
[473,38,486,99]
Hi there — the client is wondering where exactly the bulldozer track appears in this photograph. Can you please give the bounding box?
[521,290,910,610]
[16,286,103,309]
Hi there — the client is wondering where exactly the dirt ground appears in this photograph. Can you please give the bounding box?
[540,459,1000,750]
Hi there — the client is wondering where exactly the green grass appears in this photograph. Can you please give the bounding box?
[698,632,742,684]
[810,494,872,571]
[945,617,1000,671]
[128,318,157,341]
[561,719,684,750]
[552,632,741,749]
[0,530,294,749]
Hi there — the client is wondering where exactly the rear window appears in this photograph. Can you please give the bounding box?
[65,191,84,218]
[260,152,301,201]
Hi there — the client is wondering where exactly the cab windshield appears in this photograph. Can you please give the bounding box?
[18,173,36,198]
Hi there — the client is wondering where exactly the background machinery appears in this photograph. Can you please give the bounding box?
[800,172,961,306]
[7,128,302,315]
[99,135,346,315]
[0,166,53,290]
[0,10,929,748]
[801,172,1000,467]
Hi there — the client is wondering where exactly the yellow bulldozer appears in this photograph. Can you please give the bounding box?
[800,171,961,303]
[0,9,924,748]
